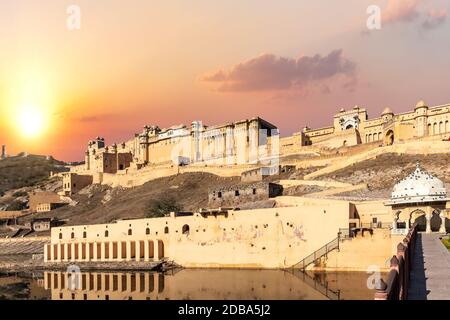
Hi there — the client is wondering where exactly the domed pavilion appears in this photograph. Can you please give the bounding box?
[385,162,449,234]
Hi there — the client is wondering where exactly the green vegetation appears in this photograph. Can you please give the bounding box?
[5,200,27,211]
[442,237,450,252]
[145,196,182,218]
[0,155,66,194]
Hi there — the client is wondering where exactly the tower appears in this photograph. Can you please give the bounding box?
[414,100,429,137]
[1,145,5,159]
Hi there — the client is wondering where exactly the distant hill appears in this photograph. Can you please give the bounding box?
[0,154,68,195]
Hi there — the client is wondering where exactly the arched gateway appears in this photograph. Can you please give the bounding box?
[385,162,449,234]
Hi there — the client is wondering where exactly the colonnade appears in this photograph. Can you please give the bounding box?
[43,271,165,300]
[44,239,164,263]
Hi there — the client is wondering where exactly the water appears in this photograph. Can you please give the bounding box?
[0,269,377,300]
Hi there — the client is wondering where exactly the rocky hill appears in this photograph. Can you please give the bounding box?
[0,155,67,196]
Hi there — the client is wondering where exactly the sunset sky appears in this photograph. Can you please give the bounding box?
[1,0,450,161]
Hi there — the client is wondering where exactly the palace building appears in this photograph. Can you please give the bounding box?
[296,100,450,149]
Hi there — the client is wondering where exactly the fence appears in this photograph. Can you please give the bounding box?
[374,223,418,300]
[291,235,340,271]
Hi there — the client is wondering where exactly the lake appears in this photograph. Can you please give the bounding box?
[0,269,378,300]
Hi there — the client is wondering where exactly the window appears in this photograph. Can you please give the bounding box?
[235,190,240,196]
[59,233,63,239]
[146,228,150,235]
[83,231,87,239]
[105,230,109,237]
[218,192,222,198]
[182,224,190,234]
[71,232,74,239]
[128,229,132,236]
[164,227,169,234]
[372,217,378,224]
[252,188,256,195]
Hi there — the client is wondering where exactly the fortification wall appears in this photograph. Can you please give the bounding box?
[47,200,350,269]
[315,228,394,272]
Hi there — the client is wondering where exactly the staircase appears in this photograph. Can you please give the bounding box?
[290,233,341,271]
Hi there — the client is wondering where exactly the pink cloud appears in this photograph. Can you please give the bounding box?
[383,0,421,24]
[200,50,356,92]
[422,9,448,30]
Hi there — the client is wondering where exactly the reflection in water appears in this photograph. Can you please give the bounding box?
[0,269,378,300]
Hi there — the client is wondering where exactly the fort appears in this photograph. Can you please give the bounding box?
[3,100,450,299]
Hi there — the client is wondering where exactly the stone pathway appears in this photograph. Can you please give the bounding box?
[408,233,450,300]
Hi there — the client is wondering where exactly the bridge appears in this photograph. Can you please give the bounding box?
[374,224,450,300]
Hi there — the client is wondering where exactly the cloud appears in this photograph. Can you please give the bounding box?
[383,0,421,25]
[381,0,447,30]
[200,50,356,92]
[422,9,448,30]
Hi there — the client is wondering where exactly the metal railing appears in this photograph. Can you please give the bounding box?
[288,269,341,300]
[291,234,340,271]
[360,222,391,229]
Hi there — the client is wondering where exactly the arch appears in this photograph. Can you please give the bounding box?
[433,122,438,135]
[182,224,190,235]
[446,120,450,133]
[59,233,63,240]
[345,124,354,130]
[368,134,372,142]
[104,230,109,237]
[128,229,132,236]
[430,210,442,232]
[146,227,150,235]
[164,226,169,234]
[384,130,394,145]
[439,121,444,134]
[378,132,382,140]
[409,209,426,231]
[428,123,432,135]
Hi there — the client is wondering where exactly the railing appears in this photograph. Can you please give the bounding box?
[291,234,340,271]
[374,223,418,300]
[360,222,391,229]
[288,269,340,300]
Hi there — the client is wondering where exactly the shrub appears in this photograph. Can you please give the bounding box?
[145,196,181,218]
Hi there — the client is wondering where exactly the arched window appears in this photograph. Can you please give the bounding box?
[128,229,132,236]
[105,230,109,237]
[71,232,74,239]
[83,231,87,239]
[182,224,190,234]
[146,228,150,235]
[164,226,169,234]
[59,233,63,239]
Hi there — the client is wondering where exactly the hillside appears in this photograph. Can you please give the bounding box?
[29,172,241,226]
[0,155,67,196]
[317,153,450,199]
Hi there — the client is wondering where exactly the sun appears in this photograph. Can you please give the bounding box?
[16,106,46,138]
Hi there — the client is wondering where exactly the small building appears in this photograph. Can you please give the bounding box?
[385,163,449,234]
[24,218,57,232]
[62,173,93,195]
[208,182,283,208]
[241,165,296,182]
[29,191,65,212]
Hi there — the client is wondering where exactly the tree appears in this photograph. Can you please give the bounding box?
[145,196,181,218]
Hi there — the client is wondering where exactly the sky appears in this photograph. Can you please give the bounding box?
[1,0,450,161]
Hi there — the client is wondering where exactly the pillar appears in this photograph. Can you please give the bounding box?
[426,213,432,234]
[135,241,140,262]
[440,211,446,233]
[101,242,106,261]
[126,241,132,261]
[71,243,76,262]
[63,244,68,262]
[118,242,123,262]
[154,240,160,261]
[144,241,150,262]
[93,242,98,262]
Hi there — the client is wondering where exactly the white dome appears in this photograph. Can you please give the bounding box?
[390,163,447,204]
